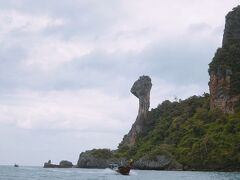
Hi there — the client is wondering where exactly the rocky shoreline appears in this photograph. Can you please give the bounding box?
[43,149,240,171]
[43,155,240,172]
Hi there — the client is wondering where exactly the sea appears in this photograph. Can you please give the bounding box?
[0,166,240,180]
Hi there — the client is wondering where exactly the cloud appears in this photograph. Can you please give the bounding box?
[0,78,207,166]
[0,89,137,131]
[151,78,207,108]
[187,23,212,33]
[25,37,91,70]
[0,10,64,37]
[0,77,207,135]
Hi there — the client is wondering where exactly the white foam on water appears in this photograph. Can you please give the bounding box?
[103,168,118,175]
[129,170,138,176]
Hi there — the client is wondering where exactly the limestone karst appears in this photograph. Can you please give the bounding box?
[76,5,240,171]
[120,75,152,146]
[222,5,240,46]
[209,5,240,113]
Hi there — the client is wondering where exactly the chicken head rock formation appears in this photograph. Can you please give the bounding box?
[120,75,152,146]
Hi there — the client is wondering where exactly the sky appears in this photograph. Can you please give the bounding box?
[0,0,239,166]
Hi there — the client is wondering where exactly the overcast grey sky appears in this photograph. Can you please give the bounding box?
[0,0,239,166]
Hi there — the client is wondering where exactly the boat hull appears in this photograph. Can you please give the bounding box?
[116,166,131,175]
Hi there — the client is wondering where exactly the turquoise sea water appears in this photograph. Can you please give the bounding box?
[0,166,240,180]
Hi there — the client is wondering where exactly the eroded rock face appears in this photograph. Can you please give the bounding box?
[134,155,182,170]
[59,160,73,168]
[77,149,117,169]
[222,6,240,46]
[131,76,152,118]
[209,70,238,113]
[120,76,152,146]
[209,6,240,113]
[77,153,109,169]
[43,160,59,168]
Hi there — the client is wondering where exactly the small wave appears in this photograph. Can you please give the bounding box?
[129,170,138,176]
[103,168,118,175]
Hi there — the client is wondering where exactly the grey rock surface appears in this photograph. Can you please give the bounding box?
[43,160,60,168]
[223,5,240,46]
[43,160,73,168]
[59,160,73,168]
[134,155,183,170]
[77,149,118,169]
[120,75,152,146]
[209,5,240,113]
[131,75,152,118]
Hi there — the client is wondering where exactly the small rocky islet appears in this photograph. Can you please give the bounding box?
[44,160,73,168]
[44,5,240,171]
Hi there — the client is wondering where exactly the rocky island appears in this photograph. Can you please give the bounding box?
[44,160,73,168]
[45,5,240,171]
[77,5,240,171]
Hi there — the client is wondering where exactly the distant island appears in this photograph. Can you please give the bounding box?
[45,5,240,171]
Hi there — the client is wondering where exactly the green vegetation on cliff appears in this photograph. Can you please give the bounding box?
[90,149,113,159]
[116,94,240,170]
[209,41,240,96]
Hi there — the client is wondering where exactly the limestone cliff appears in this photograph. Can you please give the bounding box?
[222,6,240,46]
[209,5,240,113]
[120,75,152,146]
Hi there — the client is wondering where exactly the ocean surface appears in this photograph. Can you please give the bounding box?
[0,166,240,180]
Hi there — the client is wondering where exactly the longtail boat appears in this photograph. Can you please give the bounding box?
[116,159,133,175]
